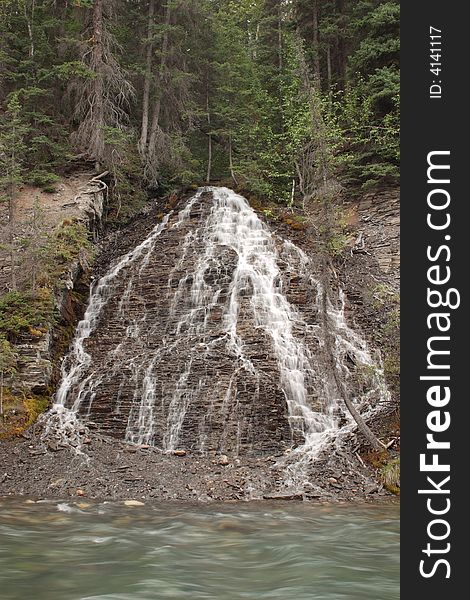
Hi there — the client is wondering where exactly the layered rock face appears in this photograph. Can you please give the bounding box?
[55,188,386,457]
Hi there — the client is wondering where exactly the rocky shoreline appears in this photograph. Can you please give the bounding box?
[0,421,391,504]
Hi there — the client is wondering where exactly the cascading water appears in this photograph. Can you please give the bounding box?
[46,187,388,475]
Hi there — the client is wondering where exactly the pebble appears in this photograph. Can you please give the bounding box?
[124,500,145,507]
[218,455,229,466]
[49,478,66,488]
[76,489,86,497]
[173,450,187,457]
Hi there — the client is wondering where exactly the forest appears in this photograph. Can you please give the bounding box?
[0,0,399,208]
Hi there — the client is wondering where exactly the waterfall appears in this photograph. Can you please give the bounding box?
[47,187,388,469]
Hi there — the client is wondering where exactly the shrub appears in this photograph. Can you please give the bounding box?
[0,289,55,341]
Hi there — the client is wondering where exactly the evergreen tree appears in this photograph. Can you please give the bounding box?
[0,0,400,200]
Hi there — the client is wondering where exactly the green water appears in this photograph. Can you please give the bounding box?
[0,499,399,600]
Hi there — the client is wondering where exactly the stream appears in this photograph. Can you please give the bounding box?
[0,499,399,600]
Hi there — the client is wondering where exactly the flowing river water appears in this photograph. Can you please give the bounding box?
[0,499,399,600]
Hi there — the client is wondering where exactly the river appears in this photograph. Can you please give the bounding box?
[0,499,399,600]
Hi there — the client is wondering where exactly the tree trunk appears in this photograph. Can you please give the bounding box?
[92,0,105,168]
[8,145,17,291]
[0,370,4,421]
[312,1,321,91]
[326,43,332,90]
[56,0,68,58]
[24,0,35,58]
[138,0,156,157]
[147,1,172,159]
[229,134,238,186]
[206,81,212,184]
[277,6,283,73]
[335,0,347,88]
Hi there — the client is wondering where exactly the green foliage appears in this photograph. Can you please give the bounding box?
[28,170,60,191]
[0,336,18,376]
[380,457,400,494]
[48,220,94,269]
[366,283,400,391]
[370,283,400,308]
[0,289,55,341]
[0,94,30,198]
[0,0,399,206]
[0,389,50,438]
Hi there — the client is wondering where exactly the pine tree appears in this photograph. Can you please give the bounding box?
[0,94,30,290]
[68,0,134,169]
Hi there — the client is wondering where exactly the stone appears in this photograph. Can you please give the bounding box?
[173,450,187,457]
[49,478,66,488]
[218,455,229,466]
[328,477,338,485]
[76,489,86,497]
[263,493,303,501]
[124,500,145,507]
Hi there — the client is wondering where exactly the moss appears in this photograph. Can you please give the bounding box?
[0,289,56,341]
[53,220,94,264]
[284,217,308,231]
[380,458,400,495]
[0,389,50,439]
[23,395,50,428]
[361,450,400,496]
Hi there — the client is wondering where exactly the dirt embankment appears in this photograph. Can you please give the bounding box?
[0,172,95,295]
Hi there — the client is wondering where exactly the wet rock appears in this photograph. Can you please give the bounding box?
[263,492,303,501]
